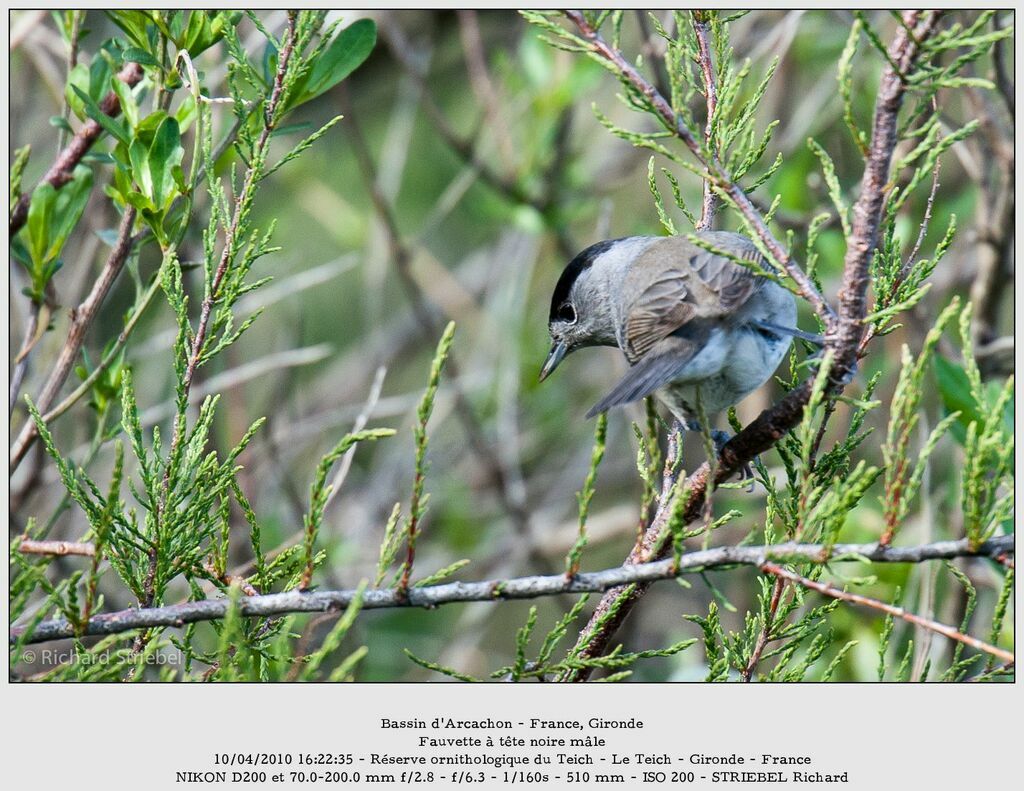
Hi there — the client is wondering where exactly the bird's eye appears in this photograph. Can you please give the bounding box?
[556,303,577,324]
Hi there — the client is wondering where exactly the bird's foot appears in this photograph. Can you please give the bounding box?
[710,429,758,490]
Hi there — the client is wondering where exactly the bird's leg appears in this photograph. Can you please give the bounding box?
[679,420,757,488]
[709,429,757,488]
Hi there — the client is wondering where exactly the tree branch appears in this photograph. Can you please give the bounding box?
[16,538,96,557]
[558,10,943,680]
[9,61,143,236]
[11,534,1012,645]
[761,560,1014,665]
[692,11,718,231]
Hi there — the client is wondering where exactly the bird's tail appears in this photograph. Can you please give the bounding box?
[751,320,825,346]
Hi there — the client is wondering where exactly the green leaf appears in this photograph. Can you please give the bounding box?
[64,63,91,121]
[48,115,75,134]
[106,11,154,51]
[296,19,376,105]
[179,11,240,56]
[108,73,139,131]
[124,189,155,213]
[934,355,984,442]
[26,183,57,271]
[128,138,152,202]
[71,85,130,146]
[147,116,184,210]
[121,46,159,68]
[174,94,198,134]
[46,165,94,262]
[9,144,31,212]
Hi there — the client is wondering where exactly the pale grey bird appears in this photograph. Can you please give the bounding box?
[539,232,821,460]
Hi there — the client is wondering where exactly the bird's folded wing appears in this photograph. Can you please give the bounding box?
[586,330,710,418]
[621,237,758,364]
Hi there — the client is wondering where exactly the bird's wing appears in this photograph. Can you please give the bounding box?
[586,327,712,418]
[620,233,759,364]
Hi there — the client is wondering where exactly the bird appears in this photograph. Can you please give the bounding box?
[539,232,822,462]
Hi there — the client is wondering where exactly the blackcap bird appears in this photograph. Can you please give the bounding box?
[540,232,821,455]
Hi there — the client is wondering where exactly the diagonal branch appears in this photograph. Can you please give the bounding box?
[557,10,943,681]
[11,534,1013,646]
[761,561,1014,664]
[9,61,143,236]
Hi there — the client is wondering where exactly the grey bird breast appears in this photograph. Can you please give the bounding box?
[587,231,796,421]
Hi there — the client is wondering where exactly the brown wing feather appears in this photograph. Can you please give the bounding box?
[621,233,760,364]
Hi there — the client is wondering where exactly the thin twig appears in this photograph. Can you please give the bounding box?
[9,297,50,414]
[456,10,516,173]
[741,576,786,681]
[16,538,96,557]
[902,157,941,278]
[9,61,143,236]
[991,12,1013,117]
[55,11,84,153]
[692,12,718,231]
[11,534,1013,645]
[761,561,1014,664]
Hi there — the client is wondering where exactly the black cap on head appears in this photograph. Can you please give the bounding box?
[548,238,622,323]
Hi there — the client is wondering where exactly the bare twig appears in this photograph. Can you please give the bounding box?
[692,12,718,231]
[457,10,516,173]
[9,295,53,414]
[902,155,941,277]
[9,61,143,236]
[741,576,786,681]
[10,206,138,472]
[967,80,1014,362]
[16,538,96,557]
[761,561,1014,664]
[991,12,1013,117]
[11,534,1012,645]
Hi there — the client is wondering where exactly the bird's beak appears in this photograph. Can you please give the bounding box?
[539,341,568,382]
